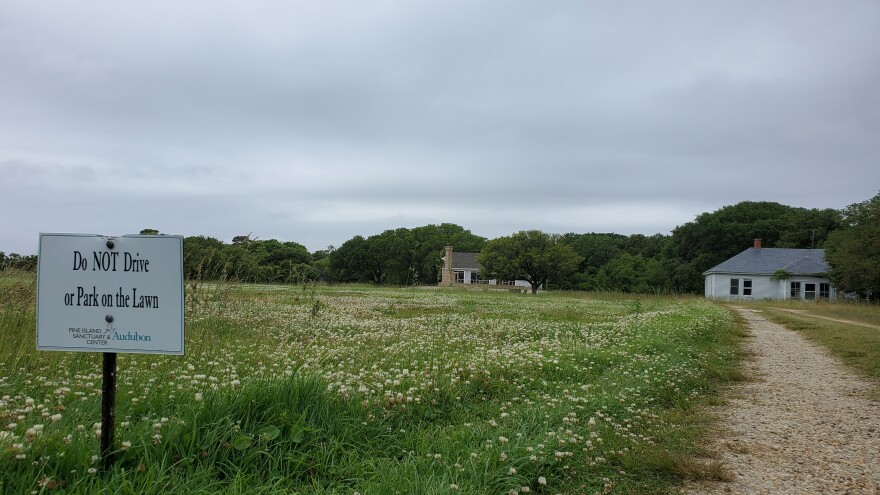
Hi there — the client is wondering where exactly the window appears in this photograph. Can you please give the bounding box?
[820,283,830,299]
[455,271,464,283]
[470,272,477,283]
[804,283,816,300]
[790,282,801,299]
[724,278,752,295]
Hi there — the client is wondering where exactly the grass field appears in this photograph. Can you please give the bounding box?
[0,272,746,494]
[747,299,880,384]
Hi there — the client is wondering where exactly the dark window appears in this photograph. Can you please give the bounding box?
[790,282,801,298]
[730,278,740,295]
[804,283,816,300]
[819,283,830,299]
[743,279,752,296]
[470,272,477,283]
[455,271,464,283]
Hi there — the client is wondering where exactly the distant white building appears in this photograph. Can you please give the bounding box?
[439,246,532,291]
[703,239,836,301]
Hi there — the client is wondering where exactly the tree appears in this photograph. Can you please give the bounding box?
[593,253,668,293]
[248,239,313,283]
[478,230,582,294]
[620,233,669,259]
[0,252,37,271]
[409,224,486,284]
[775,208,840,249]
[312,246,336,283]
[326,224,486,286]
[368,228,417,285]
[328,236,372,283]
[183,236,226,279]
[825,192,880,300]
[560,233,623,273]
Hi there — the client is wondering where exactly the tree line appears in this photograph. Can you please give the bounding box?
[3,194,878,298]
[0,252,37,271]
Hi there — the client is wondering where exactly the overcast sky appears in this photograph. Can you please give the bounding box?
[2,1,879,255]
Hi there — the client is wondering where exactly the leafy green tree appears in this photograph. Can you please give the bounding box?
[311,246,335,283]
[621,233,669,259]
[246,239,313,283]
[370,228,419,285]
[0,252,37,271]
[557,233,623,290]
[557,233,671,291]
[776,208,840,249]
[329,236,372,283]
[223,243,262,281]
[593,253,668,293]
[409,224,486,284]
[825,192,880,300]
[183,236,227,279]
[561,233,623,272]
[478,230,583,294]
[327,224,485,286]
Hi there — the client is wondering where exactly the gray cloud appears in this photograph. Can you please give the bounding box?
[2,1,879,254]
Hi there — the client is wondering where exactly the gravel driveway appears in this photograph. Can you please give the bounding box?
[684,306,880,494]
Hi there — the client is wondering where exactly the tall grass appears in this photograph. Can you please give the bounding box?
[0,271,39,371]
[0,278,744,494]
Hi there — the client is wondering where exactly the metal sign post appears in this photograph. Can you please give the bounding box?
[101,351,117,470]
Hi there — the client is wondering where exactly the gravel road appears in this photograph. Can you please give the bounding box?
[684,307,880,495]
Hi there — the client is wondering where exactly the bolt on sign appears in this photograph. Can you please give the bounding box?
[37,233,184,355]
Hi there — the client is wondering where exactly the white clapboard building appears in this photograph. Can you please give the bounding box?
[703,239,836,301]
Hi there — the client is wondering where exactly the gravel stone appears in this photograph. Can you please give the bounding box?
[684,307,880,495]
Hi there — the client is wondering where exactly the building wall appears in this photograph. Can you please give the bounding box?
[444,268,535,290]
[784,276,837,301]
[705,273,836,301]
[705,273,778,300]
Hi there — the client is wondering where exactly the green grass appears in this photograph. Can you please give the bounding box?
[0,273,745,494]
[747,300,880,384]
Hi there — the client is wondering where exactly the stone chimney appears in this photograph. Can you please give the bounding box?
[440,246,454,286]
[754,238,762,250]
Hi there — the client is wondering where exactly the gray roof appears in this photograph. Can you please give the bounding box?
[703,248,829,276]
[451,252,482,271]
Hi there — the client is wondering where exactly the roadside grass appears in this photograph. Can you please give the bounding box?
[748,300,880,385]
[0,274,745,494]
[764,298,880,327]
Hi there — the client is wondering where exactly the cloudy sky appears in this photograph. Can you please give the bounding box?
[2,1,879,255]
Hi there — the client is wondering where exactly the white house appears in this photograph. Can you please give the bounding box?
[439,246,532,291]
[703,239,836,301]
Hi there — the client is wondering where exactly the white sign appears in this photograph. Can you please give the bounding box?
[37,233,184,355]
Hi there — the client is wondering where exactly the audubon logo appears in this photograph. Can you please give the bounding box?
[111,331,152,342]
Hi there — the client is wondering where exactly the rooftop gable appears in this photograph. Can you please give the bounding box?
[703,248,828,276]
[450,252,481,271]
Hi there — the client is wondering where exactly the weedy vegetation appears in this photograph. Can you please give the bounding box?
[1,271,746,494]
